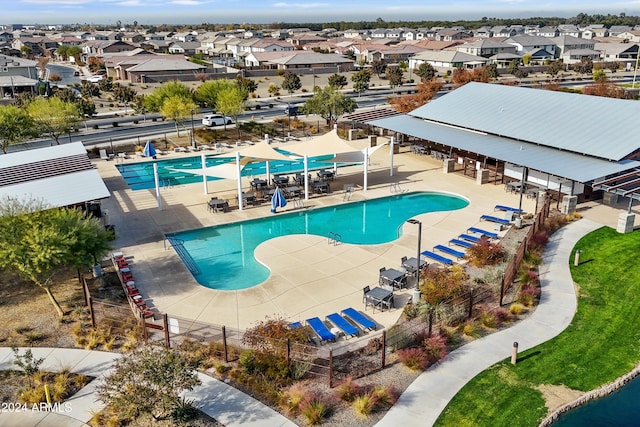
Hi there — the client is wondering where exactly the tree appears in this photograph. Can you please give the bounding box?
[371,60,387,77]
[546,61,564,78]
[0,106,37,153]
[96,346,200,422]
[507,59,520,75]
[112,83,137,113]
[593,68,607,81]
[389,80,444,113]
[385,65,404,89]
[281,71,302,96]
[195,79,235,110]
[235,74,257,97]
[415,62,437,81]
[302,86,357,125]
[351,69,372,96]
[36,57,49,79]
[583,78,628,99]
[0,199,111,317]
[52,88,97,118]
[80,80,100,99]
[451,67,491,86]
[159,95,197,137]
[215,86,245,135]
[486,63,499,80]
[328,73,348,89]
[26,97,82,145]
[144,80,193,112]
[572,57,594,75]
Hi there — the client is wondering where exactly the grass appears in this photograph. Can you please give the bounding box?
[435,226,640,427]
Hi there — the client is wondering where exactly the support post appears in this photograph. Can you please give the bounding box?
[511,342,519,365]
[381,330,387,368]
[389,136,394,177]
[468,288,474,319]
[163,313,170,348]
[329,349,334,388]
[222,325,229,362]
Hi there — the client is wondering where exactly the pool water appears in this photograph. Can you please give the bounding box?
[169,192,468,290]
[117,152,341,190]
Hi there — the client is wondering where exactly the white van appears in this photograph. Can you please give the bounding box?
[202,114,234,126]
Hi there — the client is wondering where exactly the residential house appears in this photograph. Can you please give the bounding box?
[435,29,472,42]
[473,27,493,38]
[558,24,581,38]
[122,58,206,83]
[409,50,487,71]
[0,54,38,98]
[491,26,520,38]
[0,32,14,42]
[82,40,136,56]
[343,29,368,39]
[288,33,326,47]
[244,51,353,71]
[172,32,197,42]
[609,26,633,37]
[145,31,173,41]
[100,48,156,78]
[552,35,596,63]
[120,32,145,44]
[243,30,263,39]
[594,42,639,64]
[504,35,557,57]
[615,30,640,43]
[582,25,609,39]
[167,41,201,55]
[456,39,517,58]
[535,26,560,38]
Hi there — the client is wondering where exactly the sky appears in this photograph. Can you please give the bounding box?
[5,0,640,25]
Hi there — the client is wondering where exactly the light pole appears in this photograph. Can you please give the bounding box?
[407,219,422,287]
[190,110,196,149]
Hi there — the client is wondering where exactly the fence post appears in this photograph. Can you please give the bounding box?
[222,326,228,363]
[82,276,89,307]
[141,312,148,342]
[329,349,334,388]
[163,313,170,348]
[499,275,505,306]
[88,296,96,328]
[428,308,434,337]
[286,338,291,367]
[468,288,474,319]
[381,330,387,369]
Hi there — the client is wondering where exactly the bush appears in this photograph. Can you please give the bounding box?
[423,333,448,364]
[397,347,428,371]
[370,385,397,409]
[132,119,139,124]
[420,264,469,305]
[336,376,362,402]
[353,394,374,418]
[112,122,118,127]
[465,236,506,267]
[480,311,497,329]
[301,397,330,426]
[517,283,541,307]
[509,303,526,315]
[493,307,514,324]
[461,320,480,338]
[280,383,312,416]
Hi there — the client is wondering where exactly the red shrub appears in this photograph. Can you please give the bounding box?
[422,334,448,364]
[465,236,506,267]
[397,348,428,371]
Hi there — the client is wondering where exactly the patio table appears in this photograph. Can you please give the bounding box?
[318,170,335,181]
[402,257,427,275]
[379,268,407,289]
[208,198,228,213]
[273,176,289,187]
[365,287,394,312]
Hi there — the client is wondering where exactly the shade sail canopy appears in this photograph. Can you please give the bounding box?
[236,141,293,162]
[316,139,389,163]
[286,128,362,159]
[169,161,241,180]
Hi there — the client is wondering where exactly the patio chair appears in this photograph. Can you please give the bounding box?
[341,307,376,331]
[480,214,510,225]
[362,285,370,304]
[421,250,453,266]
[494,205,523,213]
[467,227,499,239]
[326,313,359,339]
[434,244,465,260]
[306,317,336,343]
[99,149,112,160]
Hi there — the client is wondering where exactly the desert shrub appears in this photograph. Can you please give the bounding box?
[518,268,539,286]
[493,307,514,324]
[522,250,543,268]
[461,320,480,338]
[509,303,526,315]
[465,236,506,267]
[353,394,374,417]
[529,231,550,251]
[517,283,541,307]
[397,347,428,371]
[300,397,330,426]
[370,385,397,409]
[24,332,47,343]
[420,264,469,305]
[280,383,313,416]
[170,397,198,423]
[336,376,362,402]
[423,333,448,364]
[480,311,497,329]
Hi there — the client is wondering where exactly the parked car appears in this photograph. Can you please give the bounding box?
[84,75,103,83]
[202,114,234,126]
[284,106,299,117]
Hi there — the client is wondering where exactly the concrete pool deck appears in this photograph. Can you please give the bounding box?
[94,141,635,332]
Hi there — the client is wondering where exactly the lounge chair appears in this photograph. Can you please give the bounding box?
[434,244,465,259]
[494,205,523,213]
[306,317,336,343]
[326,313,359,338]
[467,227,499,239]
[289,321,303,329]
[421,250,453,266]
[450,238,473,249]
[341,308,376,331]
[99,149,113,160]
[480,214,511,225]
[459,234,480,243]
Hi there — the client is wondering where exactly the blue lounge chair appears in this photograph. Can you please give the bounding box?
[459,233,480,243]
[494,205,523,213]
[450,238,473,249]
[480,215,510,225]
[421,250,453,266]
[341,308,376,331]
[306,317,336,343]
[289,321,303,329]
[434,244,465,259]
[326,313,359,338]
[467,227,499,239]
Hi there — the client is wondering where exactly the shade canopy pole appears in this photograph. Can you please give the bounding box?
[363,146,369,191]
[390,136,395,177]
[201,152,208,194]
[304,154,309,200]
[236,152,243,211]
[153,163,162,211]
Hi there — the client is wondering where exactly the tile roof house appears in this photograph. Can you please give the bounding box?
[456,39,517,58]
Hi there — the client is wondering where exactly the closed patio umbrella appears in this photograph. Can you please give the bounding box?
[143,140,157,159]
[270,186,287,214]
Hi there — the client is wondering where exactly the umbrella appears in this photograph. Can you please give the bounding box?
[143,140,157,159]
[270,186,287,214]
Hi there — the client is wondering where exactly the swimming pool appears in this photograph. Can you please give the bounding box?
[116,152,343,190]
[168,191,469,290]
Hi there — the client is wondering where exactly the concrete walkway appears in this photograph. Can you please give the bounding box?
[375,218,602,427]
[0,347,295,427]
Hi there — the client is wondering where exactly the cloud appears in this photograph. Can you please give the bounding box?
[170,0,205,4]
[273,2,329,8]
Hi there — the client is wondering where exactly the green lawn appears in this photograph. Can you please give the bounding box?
[435,226,640,427]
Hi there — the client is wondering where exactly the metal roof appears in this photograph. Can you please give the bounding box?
[370,114,640,183]
[344,108,403,124]
[0,142,110,208]
[409,82,640,161]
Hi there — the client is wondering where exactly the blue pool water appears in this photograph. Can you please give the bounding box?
[552,376,640,426]
[117,152,342,190]
[169,192,469,290]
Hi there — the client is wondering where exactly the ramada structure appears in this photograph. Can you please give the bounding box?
[369,82,640,232]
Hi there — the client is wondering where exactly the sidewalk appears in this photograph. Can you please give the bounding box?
[0,347,295,427]
[375,218,602,426]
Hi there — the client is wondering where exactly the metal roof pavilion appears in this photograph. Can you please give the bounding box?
[371,114,640,184]
[409,82,640,161]
[0,142,110,208]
